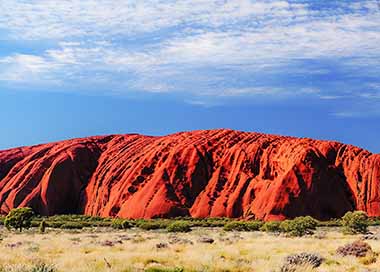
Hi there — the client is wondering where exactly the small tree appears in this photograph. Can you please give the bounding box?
[341,211,369,234]
[39,220,47,233]
[4,207,34,232]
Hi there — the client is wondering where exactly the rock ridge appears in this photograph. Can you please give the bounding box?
[0,129,378,220]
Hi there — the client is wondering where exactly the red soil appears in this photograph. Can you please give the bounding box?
[0,130,379,220]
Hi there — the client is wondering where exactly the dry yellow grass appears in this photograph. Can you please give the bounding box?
[0,226,379,272]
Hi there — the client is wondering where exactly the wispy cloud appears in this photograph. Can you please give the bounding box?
[332,106,380,118]
[0,1,308,40]
[0,0,379,107]
[0,54,62,85]
[319,95,346,100]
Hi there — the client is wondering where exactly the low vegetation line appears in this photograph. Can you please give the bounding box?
[0,208,379,236]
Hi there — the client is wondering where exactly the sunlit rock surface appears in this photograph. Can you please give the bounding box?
[0,129,379,220]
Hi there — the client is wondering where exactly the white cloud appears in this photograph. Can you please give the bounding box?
[0,54,61,83]
[214,87,304,97]
[159,15,380,66]
[359,92,380,99]
[319,95,346,100]
[368,83,380,90]
[0,0,379,102]
[0,0,304,40]
[332,107,380,118]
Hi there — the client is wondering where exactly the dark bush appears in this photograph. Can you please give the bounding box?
[30,263,56,272]
[362,233,379,240]
[280,252,323,272]
[197,237,214,243]
[156,242,169,249]
[39,220,47,233]
[120,220,133,229]
[167,221,191,233]
[341,211,369,234]
[336,240,372,257]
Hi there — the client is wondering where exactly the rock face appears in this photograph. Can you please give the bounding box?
[0,129,379,220]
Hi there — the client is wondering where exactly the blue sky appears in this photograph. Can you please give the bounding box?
[0,0,379,152]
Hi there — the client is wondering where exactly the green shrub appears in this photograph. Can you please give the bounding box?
[31,220,41,228]
[111,219,133,229]
[167,221,192,233]
[47,214,105,222]
[280,216,318,236]
[223,221,244,231]
[4,207,35,232]
[244,221,264,231]
[0,216,5,225]
[111,219,123,229]
[38,215,113,229]
[188,217,231,227]
[42,214,112,228]
[138,220,168,230]
[46,221,65,228]
[260,221,281,232]
[223,221,263,231]
[369,217,380,226]
[341,211,369,234]
[3,213,116,229]
[92,221,112,227]
[60,222,84,229]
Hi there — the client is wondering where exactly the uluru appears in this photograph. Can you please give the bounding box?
[0,129,379,221]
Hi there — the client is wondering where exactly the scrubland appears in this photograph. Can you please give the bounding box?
[0,225,379,272]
